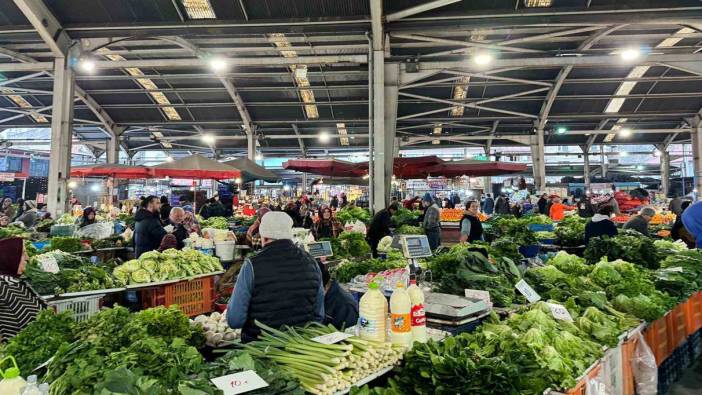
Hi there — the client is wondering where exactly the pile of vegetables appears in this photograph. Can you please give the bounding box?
[22,251,116,295]
[191,311,240,347]
[55,214,77,225]
[205,350,303,394]
[332,250,407,283]
[45,306,214,395]
[584,230,661,269]
[112,248,223,285]
[429,243,522,307]
[199,216,229,229]
[35,219,54,233]
[240,322,404,395]
[0,225,31,239]
[0,310,77,377]
[231,214,256,227]
[47,236,84,253]
[394,225,424,235]
[554,215,586,247]
[336,207,371,225]
[89,234,125,249]
[117,213,135,227]
[654,249,702,302]
[391,208,420,227]
[328,231,371,259]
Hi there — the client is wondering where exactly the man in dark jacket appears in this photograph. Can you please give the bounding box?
[159,196,172,223]
[537,194,548,215]
[584,206,618,245]
[577,197,595,218]
[482,194,495,215]
[318,260,358,329]
[207,195,226,217]
[623,206,654,237]
[227,211,324,342]
[134,196,167,258]
[367,203,399,256]
[494,194,510,215]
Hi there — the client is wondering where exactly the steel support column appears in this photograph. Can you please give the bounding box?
[530,129,546,191]
[47,58,75,216]
[581,145,591,193]
[660,149,671,198]
[106,127,124,164]
[693,120,702,195]
[247,132,256,161]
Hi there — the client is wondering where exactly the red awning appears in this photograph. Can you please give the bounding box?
[152,154,241,180]
[425,160,527,178]
[70,164,155,179]
[283,159,366,177]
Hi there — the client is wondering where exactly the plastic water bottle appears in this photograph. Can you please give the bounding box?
[389,282,413,348]
[358,281,388,342]
[407,277,428,344]
[20,375,42,395]
[0,356,26,395]
[38,384,49,395]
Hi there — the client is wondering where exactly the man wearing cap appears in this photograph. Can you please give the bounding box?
[422,193,442,250]
[227,211,325,342]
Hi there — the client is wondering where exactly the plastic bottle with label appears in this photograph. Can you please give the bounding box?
[407,277,427,344]
[389,282,413,348]
[0,356,26,395]
[20,375,42,395]
[358,281,388,342]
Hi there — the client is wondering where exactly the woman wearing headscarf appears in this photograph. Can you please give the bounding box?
[182,211,201,235]
[0,198,15,220]
[313,207,343,240]
[79,207,97,228]
[0,238,46,339]
[246,207,270,248]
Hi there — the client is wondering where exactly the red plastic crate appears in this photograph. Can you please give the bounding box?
[643,316,669,365]
[666,303,687,354]
[685,292,702,336]
[621,333,639,395]
[141,276,216,317]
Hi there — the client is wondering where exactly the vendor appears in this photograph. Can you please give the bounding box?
[159,196,172,223]
[584,206,618,245]
[549,197,574,221]
[367,203,399,257]
[459,201,483,243]
[227,212,324,342]
[318,261,358,329]
[0,198,15,220]
[313,207,343,240]
[422,193,441,250]
[298,205,314,229]
[246,207,271,248]
[672,201,694,247]
[0,237,46,339]
[169,207,188,249]
[16,200,38,228]
[79,207,97,228]
[622,206,654,237]
[134,195,167,258]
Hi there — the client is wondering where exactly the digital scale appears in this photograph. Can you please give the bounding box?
[423,292,491,326]
[400,235,432,274]
[306,241,334,258]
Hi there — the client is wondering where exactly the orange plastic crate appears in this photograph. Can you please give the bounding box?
[563,361,602,395]
[666,303,687,354]
[685,292,702,336]
[643,316,669,365]
[141,276,216,317]
[621,329,642,395]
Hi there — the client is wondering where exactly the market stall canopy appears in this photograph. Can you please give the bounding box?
[151,154,240,180]
[70,164,155,179]
[223,158,279,183]
[310,177,368,186]
[425,160,528,178]
[283,158,366,177]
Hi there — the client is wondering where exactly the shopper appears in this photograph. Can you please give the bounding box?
[284,201,300,226]
[682,201,702,248]
[79,207,97,228]
[422,193,442,250]
[549,197,574,222]
[330,195,339,210]
[134,195,167,258]
[622,206,655,237]
[459,200,483,243]
[602,194,621,216]
[298,205,314,229]
[482,193,495,215]
[182,211,201,235]
[0,216,9,227]
[584,206,618,245]
[12,198,24,222]
[198,198,213,219]
[577,197,595,218]
[68,195,81,207]
[0,197,15,220]
[313,207,343,240]
[537,194,548,215]
[246,207,271,248]
[340,193,348,208]
[179,196,194,213]
[669,195,683,216]
[672,201,695,247]
[318,261,358,329]
[494,194,510,215]
[208,195,226,218]
[367,203,399,257]
[0,237,46,339]
[16,200,38,228]
[159,196,172,222]
[169,207,188,249]
[227,211,324,342]
[510,202,523,218]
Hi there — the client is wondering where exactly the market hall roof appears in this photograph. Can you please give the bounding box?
[0,1,701,157]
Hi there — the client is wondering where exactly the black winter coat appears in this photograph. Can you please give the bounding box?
[134,209,167,258]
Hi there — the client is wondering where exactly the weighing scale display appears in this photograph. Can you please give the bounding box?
[401,235,432,258]
[306,241,333,258]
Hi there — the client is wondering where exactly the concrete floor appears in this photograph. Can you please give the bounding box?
[668,362,702,395]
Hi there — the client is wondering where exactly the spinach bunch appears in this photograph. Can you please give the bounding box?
[555,216,586,247]
[584,231,661,269]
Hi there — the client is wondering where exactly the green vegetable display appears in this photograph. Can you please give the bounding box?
[584,230,661,269]
[391,208,420,227]
[0,225,30,240]
[205,350,303,394]
[47,236,84,253]
[199,216,229,229]
[394,225,424,235]
[332,250,407,283]
[35,219,55,233]
[333,231,371,259]
[554,216,586,247]
[112,248,223,285]
[336,207,371,225]
[0,310,77,377]
[22,251,115,295]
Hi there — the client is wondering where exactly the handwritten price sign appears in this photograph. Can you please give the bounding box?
[211,371,269,395]
[312,331,353,345]
[548,303,574,322]
[515,279,541,303]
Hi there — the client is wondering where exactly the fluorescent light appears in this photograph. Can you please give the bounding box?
[255,153,263,161]
[636,165,644,170]
[556,126,567,134]
[283,185,291,191]
[201,134,216,144]
[79,58,96,73]
[319,131,330,143]
[165,156,174,162]
[524,0,553,6]
[620,47,641,61]
[618,128,632,138]
[619,151,629,157]
[208,56,228,73]
[181,0,216,19]
[472,52,493,67]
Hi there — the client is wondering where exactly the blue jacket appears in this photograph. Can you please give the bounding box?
[682,202,702,248]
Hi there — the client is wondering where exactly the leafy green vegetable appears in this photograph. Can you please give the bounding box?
[0,225,31,240]
[332,250,407,283]
[584,230,661,269]
[555,216,586,247]
[112,248,223,286]
[336,231,371,258]
[391,208,420,227]
[394,225,424,235]
[335,207,371,225]
[199,216,229,230]
[204,350,303,395]
[48,236,84,253]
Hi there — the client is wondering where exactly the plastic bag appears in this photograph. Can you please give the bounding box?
[632,332,658,395]
[345,219,367,234]
[75,222,114,240]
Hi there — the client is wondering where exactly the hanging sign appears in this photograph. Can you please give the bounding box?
[0,172,15,181]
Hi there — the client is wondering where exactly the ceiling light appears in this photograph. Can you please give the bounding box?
[255,153,263,161]
[68,181,77,189]
[619,151,629,157]
[556,126,567,134]
[201,134,216,144]
[620,47,641,61]
[472,52,493,67]
[208,56,228,73]
[78,57,96,73]
[618,128,632,138]
[524,0,553,7]
[636,165,644,170]
[165,156,174,162]
[319,131,330,143]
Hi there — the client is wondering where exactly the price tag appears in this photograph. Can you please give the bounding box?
[663,267,683,273]
[515,279,541,303]
[465,289,491,304]
[211,371,269,395]
[311,331,353,345]
[37,254,59,274]
[548,303,574,322]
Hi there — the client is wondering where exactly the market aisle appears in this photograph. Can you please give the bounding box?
[668,362,702,395]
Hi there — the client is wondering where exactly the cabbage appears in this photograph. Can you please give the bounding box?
[130,269,152,283]
[140,259,158,275]
[121,259,142,272]
[377,236,394,253]
[112,266,130,285]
